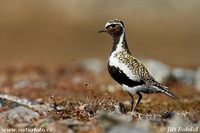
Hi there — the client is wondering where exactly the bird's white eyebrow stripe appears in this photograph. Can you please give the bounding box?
[105,21,123,28]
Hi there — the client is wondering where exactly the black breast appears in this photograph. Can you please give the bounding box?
[108,65,145,87]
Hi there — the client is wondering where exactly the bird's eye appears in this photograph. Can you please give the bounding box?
[108,24,116,29]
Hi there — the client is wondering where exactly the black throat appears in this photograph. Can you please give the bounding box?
[111,33,131,54]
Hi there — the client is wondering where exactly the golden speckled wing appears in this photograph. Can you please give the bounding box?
[114,51,156,84]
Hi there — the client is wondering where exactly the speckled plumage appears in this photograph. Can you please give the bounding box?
[99,19,178,111]
[114,51,151,80]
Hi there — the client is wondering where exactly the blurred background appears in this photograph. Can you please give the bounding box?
[0,0,199,66]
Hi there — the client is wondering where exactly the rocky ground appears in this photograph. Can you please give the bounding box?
[0,59,199,133]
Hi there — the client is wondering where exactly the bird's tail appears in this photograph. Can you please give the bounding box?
[159,85,179,100]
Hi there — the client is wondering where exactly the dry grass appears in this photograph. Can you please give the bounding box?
[47,84,116,121]
[0,64,199,133]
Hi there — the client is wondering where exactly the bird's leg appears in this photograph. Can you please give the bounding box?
[119,102,126,113]
[133,92,142,111]
[128,92,134,111]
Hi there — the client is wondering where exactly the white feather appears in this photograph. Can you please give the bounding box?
[109,32,139,82]
[122,84,138,93]
[105,21,124,28]
[122,84,162,94]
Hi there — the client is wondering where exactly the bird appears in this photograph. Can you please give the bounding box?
[98,19,178,112]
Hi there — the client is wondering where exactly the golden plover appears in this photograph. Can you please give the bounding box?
[99,19,178,112]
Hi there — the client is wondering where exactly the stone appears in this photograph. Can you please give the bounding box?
[142,59,171,83]
[97,111,133,131]
[0,94,32,107]
[55,119,90,133]
[7,106,40,125]
[108,125,149,133]
[107,117,150,133]
[33,80,48,88]
[29,104,50,116]
[0,94,22,108]
[134,119,150,131]
[194,68,200,91]
[13,79,31,89]
[79,58,104,74]
[0,73,7,87]
[171,68,195,86]
[168,113,200,133]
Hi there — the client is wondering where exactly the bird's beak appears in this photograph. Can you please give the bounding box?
[98,28,107,33]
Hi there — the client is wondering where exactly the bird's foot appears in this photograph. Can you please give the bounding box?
[131,111,142,118]
[132,108,139,113]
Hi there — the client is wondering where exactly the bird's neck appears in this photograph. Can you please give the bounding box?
[111,32,131,54]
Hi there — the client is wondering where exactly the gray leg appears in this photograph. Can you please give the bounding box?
[134,92,142,111]
[128,92,134,111]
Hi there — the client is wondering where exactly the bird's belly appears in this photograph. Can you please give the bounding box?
[122,84,160,94]
[122,84,148,94]
[122,84,138,93]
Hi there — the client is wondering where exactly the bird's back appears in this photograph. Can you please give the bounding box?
[110,50,154,83]
[109,50,178,99]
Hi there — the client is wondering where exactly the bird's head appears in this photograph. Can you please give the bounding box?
[98,19,125,37]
